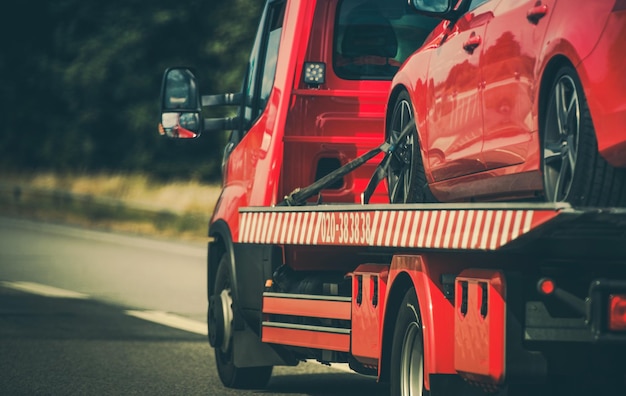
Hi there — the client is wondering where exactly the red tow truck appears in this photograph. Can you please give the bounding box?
[158,0,626,394]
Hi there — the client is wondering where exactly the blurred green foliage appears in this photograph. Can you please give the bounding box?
[0,0,262,182]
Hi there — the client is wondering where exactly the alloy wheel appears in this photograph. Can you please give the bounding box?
[543,74,581,202]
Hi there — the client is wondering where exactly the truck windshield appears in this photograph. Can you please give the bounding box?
[334,0,438,80]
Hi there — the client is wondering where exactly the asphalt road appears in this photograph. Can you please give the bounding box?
[0,216,388,396]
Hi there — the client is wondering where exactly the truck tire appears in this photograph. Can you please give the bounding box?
[210,254,273,389]
[386,91,436,204]
[542,65,626,206]
[390,288,428,396]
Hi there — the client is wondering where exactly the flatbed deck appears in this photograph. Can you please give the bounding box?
[238,203,626,259]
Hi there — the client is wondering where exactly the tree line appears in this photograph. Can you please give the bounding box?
[0,0,261,181]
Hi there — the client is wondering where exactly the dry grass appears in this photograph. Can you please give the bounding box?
[2,172,221,215]
[0,171,222,241]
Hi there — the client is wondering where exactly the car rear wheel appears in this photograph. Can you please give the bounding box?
[387,91,435,204]
[542,65,626,206]
[209,254,273,389]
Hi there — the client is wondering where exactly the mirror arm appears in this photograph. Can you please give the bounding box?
[203,116,239,132]
[447,0,472,24]
[202,92,243,107]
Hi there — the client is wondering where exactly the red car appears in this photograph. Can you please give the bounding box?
[386,0,626,206]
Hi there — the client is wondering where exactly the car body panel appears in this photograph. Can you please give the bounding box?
[426,12,490,182]
[480,0,557,171]
[576,7,626,167]
[390,0,626,202]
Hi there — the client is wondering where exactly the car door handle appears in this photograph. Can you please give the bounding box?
[463,33,482,54]
[527,2,548,24]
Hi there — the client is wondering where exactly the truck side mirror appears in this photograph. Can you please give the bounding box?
[158,67,244,138]
[159,67,202,139]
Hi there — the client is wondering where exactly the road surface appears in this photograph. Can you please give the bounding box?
[0,216,388,395]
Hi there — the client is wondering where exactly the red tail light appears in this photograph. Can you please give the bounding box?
[537,278,555,295]
[608,294,626,331]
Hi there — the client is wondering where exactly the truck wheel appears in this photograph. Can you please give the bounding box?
[387,91,435,204]
[542,65,626,206]
[390,288,428,396]
[209,254,273,389]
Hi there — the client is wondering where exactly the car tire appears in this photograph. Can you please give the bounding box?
[390,288,428,396]
[542,65,626,206]
[386,91,436,204]
[211,254,273,389]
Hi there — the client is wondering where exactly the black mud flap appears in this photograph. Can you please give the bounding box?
[232,243,297,368]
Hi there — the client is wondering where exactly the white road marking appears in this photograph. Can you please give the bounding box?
[2,280,356,374]
[126,310,207,336]
[1,281,89,299]
[1,280,206,335]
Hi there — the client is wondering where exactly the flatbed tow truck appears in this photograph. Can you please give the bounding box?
[157,0,626,394]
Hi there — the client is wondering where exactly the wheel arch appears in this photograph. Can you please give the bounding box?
[209,219,293,369]
[379,270,413,383]
[208,219,237,300]
[380,255,457,391]
[537,55,576,140]
[384,84,437,203]
[535,56,621,205]
[385,84,411,139]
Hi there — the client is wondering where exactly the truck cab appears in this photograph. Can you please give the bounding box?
[161,0,437,232]
[160,0,437,387]
[159,0,437,389]
[161,1,437,383]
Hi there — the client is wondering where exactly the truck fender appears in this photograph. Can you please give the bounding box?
[208,219,294,368]
[381,255,456,391]
[208,219,237,300]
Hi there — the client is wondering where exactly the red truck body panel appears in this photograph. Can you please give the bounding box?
[454,269,506,385]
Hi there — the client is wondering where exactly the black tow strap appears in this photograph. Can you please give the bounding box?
[278,119,415,207]
[361,119,415,204]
